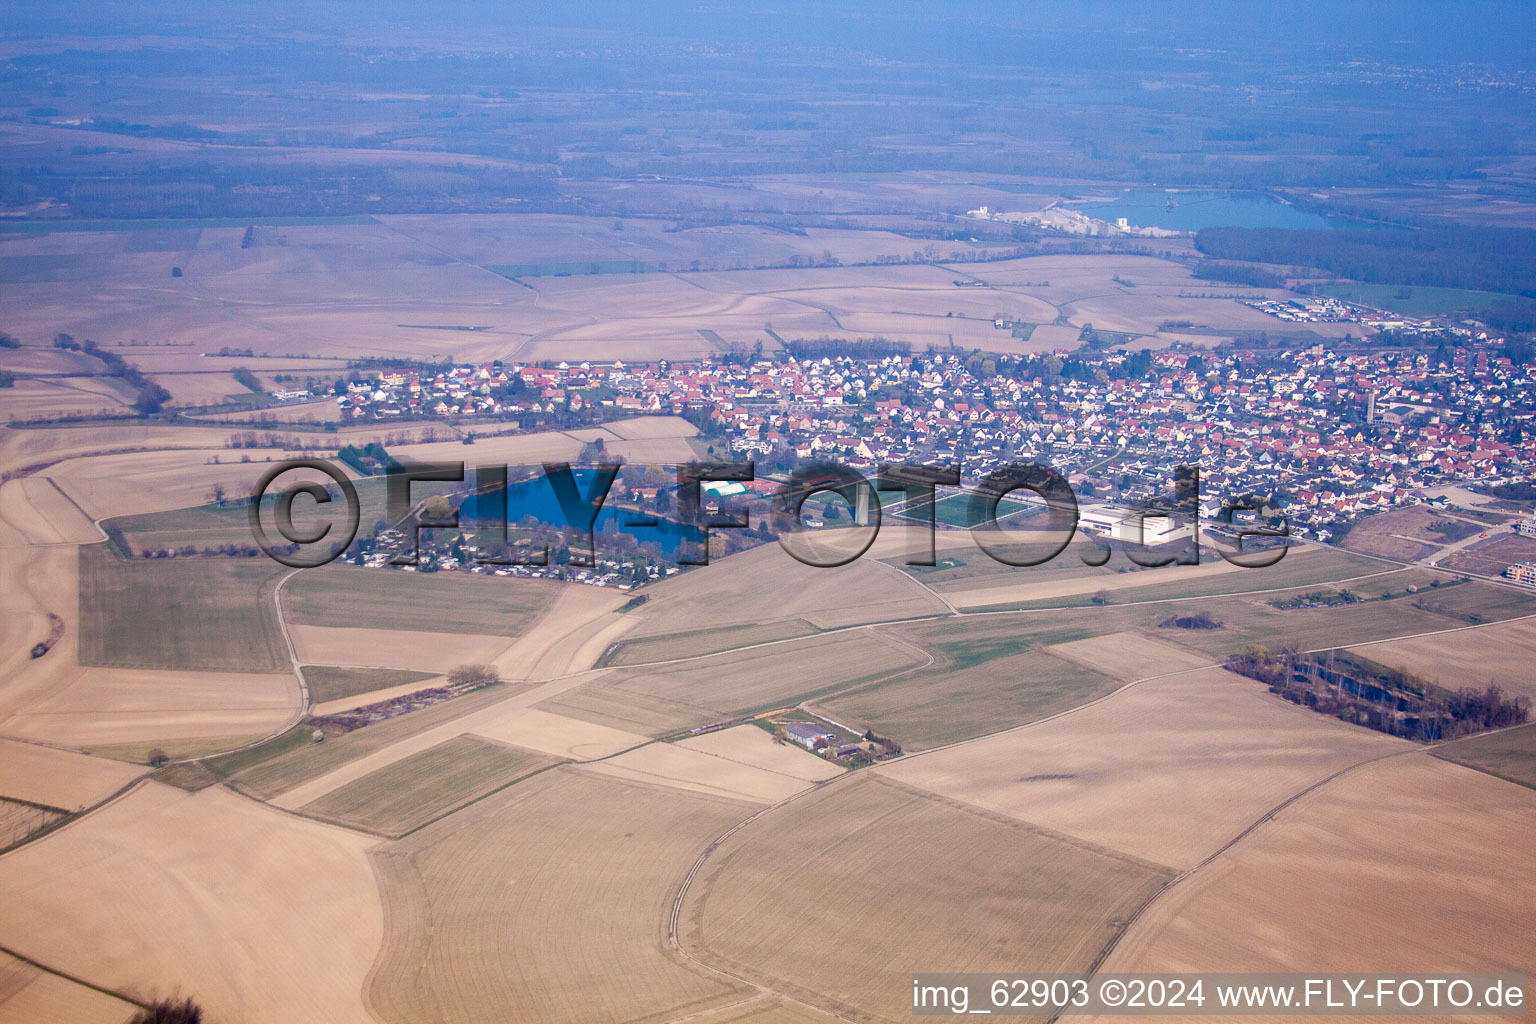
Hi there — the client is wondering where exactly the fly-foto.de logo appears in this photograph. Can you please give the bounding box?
[248,458,1288,570]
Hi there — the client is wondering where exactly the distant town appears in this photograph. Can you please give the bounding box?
[288,331,1532,553]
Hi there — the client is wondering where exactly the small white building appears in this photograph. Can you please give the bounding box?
[1078,504,1194,545]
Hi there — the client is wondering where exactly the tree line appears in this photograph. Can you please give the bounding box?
[1194,225,1536,302]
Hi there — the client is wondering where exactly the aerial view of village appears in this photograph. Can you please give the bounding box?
[0,2,1533,1023]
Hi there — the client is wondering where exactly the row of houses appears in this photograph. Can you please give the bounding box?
[334,336,1532,538]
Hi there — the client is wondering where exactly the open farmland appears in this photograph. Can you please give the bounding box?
[1099,756,1536,985]
[102,487,365,557]
[301,734,560,836]
[0,477,100,545]
[45,448,359,521]
[192,395,342,423]
[281,563,560,636]
[1347,614,1536,700]
[620,540,949,642]
[369,769,754,1024]
[0,798,66,850]
[946,578,1536,663]
[881,667,1407,869]
[0,739,146,810]
[149,370,248,406]
[0,951,139,1024]
[287,624,513,674]
[886,540,1118,587]
[1442,532,1536,576]
[599,618,819,667]
[677,724,845,783]
[487,583,632,681]
[270,698,651,811]
[1,377,134,422]
[1433,723,1536,790]
[1044,630,1211,681]
[943,544,1387,611]
[681,774,1171,1023]
[78,543,289,672]
[580,737,836,803]
[210,684,520,800]
[0,664,296,758]
[536,630,925,736]
[1341,505,1483,561]
[813,637,1120,749]
[678,996,841,1024]
[301,665,438,705]
[0,782,383,1024]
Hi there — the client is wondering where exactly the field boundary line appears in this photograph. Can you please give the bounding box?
[1054,746,1427,1024]
[0,939,148,1013]
[0,776,175,1016]
[166,567,307,766]
[955,565,1411,614]
[0,776,151,859]
[1323,609,1536,654]
[664,773,862,1024]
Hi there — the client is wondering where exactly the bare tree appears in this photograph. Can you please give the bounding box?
[130,997,202,1024]
[448,664,500,688]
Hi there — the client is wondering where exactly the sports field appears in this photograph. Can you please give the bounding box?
[892,490,1037,529]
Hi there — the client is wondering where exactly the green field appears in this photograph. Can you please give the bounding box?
[209,684,517,800]
[1315,282,1528,319]
[815,645,1119,749]
[1432,724,1536,790]
[301,735,560,836]
[598,618,819,667]
[962,548,1394,611]
[78,544,289,672]
[123,228,203,252]
[486,259,656,278]
[0,215,378,234]
[893,491,1036,530]
[946,579,1536,662]
[539,631,924,736]
[281,564,557,637]
[106,500,274,555]
[0,254,110,283]
[301,666,439,704]
[104,477,393,556]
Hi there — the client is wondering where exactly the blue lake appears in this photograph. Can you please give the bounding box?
[461,471,698,560]
[1064,190,1365,232]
